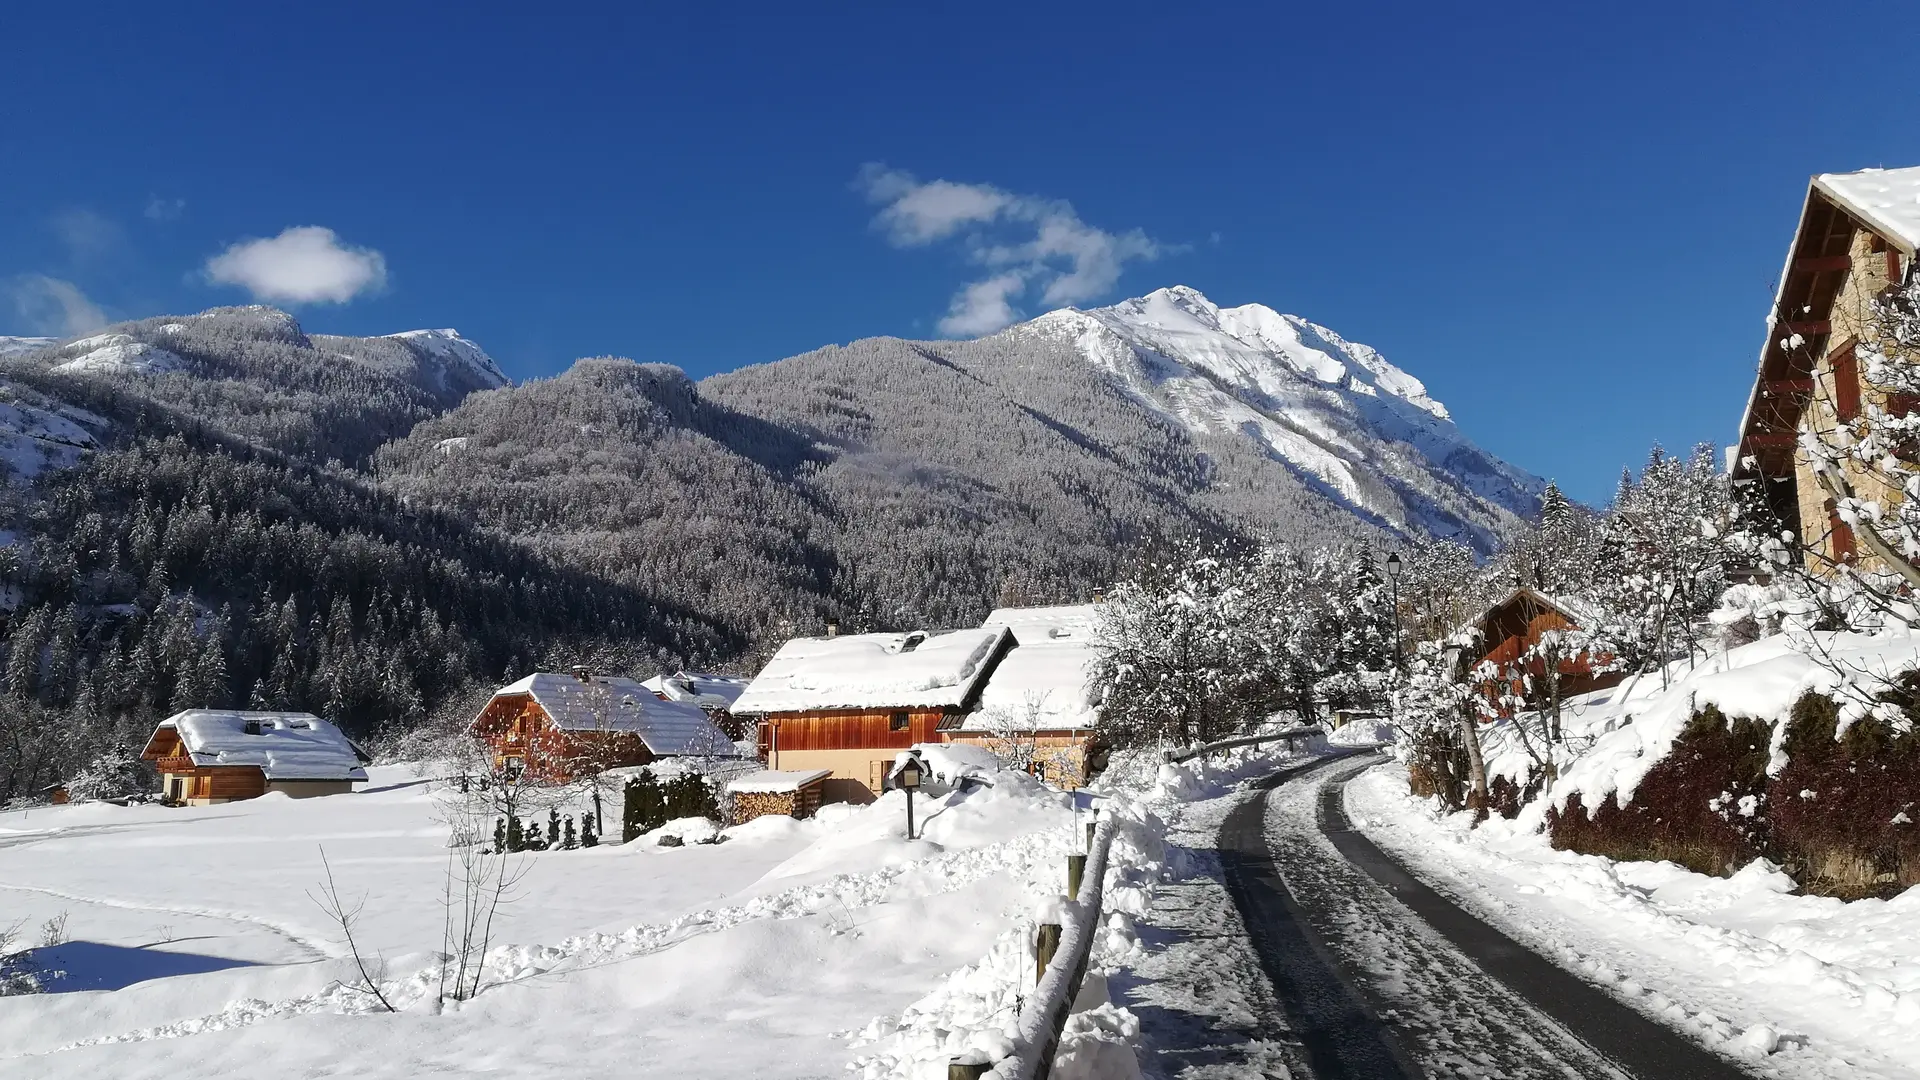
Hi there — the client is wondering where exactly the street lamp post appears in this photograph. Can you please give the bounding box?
[1385,551,1405,731]
[1385,551,1404,668]
[896,754,923,840]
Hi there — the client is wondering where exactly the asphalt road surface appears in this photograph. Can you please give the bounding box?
[1203,753,1760,1080]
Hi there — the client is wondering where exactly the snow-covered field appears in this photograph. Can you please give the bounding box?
[0,763,1105,1078]
[1347,762,1920,1080]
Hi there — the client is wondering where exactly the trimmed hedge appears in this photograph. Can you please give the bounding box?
[1546,693,1920,898]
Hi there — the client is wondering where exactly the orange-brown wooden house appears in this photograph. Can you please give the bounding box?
[1460,587,1622,715]
[469,671,733,783]
[732,626,1017,805]
[141,710,371,805]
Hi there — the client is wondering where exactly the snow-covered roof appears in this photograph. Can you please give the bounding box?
[489,672,731,755]
[724,768,831,794]
[1815,166,1920,255]
[150,711,370,781]
[642,671,750,711]
[1460,586,1605,645]
[956,604,1105,731]
[731,626,1015,714]
[980,603,1100,642]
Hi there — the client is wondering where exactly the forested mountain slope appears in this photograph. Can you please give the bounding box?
[0,333,722,803]
[11,307,508,467]
[1,290,1542,799]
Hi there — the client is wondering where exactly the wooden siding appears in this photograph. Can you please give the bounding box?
[757,708,948,753]
[471,693,653,783]
[160,765,267,803]
[1469,592,1623,716]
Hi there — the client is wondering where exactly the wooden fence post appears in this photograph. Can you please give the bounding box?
[1034,922,1062,984]
[1066,853,1087,900]
[1084,820,1096,850]
[947,1059,990,1079]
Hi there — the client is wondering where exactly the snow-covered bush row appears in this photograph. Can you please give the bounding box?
[1436,630,1920,896]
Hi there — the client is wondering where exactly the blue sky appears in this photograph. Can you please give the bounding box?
[5,2,1918,504]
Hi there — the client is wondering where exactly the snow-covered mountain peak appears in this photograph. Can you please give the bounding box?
[1013,285,1541,548]
[385,328,510,390]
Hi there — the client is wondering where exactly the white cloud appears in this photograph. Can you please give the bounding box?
[5,275,108,337]
[857,164,1171,337]
[145,196,186,222]
[939,273,1028,337]
[204,226,388,304]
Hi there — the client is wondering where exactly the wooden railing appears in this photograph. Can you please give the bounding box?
[952,813,1118,1080]
[1161,725,1322,764]
[152,755,195,773]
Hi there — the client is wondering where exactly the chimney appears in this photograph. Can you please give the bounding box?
[569,664,593,683]
[242,717,262,736]
[825,616,840,638]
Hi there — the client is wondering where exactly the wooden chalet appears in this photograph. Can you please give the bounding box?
[470,671,733,784]
[940,604,1107,789]
[1733,166,1919,572]
[140,710,371,805]
[733,626,1017,805]
[1458,587,1621,715]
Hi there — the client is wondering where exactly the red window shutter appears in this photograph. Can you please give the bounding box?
[1890,250,1904,283]
[1826,499,1857,563]
[1832,342,1861,422]
[1890,393,1920,419]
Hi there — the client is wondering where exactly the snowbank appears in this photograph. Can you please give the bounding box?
[1329,718,1394,748]
[890,742,1004,787]
[0,763,1092,1078]
[1348,762,1920,1079]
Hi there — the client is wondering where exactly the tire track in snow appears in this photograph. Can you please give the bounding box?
[1248,757,1631,1078]
[0,881,338,962]
[1231,753,1759,1080]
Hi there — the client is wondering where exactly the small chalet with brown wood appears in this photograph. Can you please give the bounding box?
[141,710,371,805]
[939,604,1107,789]
[1733,166,1919,572]
[1457,587,1621,715]
[470,671,732,784]
[733,626,1017,805]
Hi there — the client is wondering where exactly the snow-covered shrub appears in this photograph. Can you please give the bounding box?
[1768,689,1920,897]
[1547,688,1920,897]
[1547,702,1773,877]
[63,745,150,802]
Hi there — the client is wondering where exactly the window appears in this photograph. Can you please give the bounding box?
[889,711,910,732]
